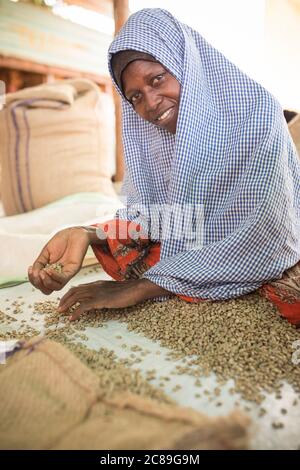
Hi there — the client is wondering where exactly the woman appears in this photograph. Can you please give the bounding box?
[28,9,300,324]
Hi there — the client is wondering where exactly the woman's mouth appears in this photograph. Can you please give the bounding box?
[155,107,174,123]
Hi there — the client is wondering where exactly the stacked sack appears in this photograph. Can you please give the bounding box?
[289,113,300,157]
[0,78,116,215]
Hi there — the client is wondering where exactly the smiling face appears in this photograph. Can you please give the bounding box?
[121,60,180,134]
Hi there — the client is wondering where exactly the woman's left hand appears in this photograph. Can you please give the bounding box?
[58,279,170,321]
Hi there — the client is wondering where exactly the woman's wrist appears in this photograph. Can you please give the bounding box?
[76,226,107,246]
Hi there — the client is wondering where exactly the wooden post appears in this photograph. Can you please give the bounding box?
[113,0,129,182]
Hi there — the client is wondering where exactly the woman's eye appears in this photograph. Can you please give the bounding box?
[131,93,141,104]
[152,74,165,86]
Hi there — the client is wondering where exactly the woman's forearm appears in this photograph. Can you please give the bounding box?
[135,278,170,301]
[79,224,170,301]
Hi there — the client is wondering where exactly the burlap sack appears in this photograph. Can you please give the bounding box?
[0,79,116,215]
[0,337,250,450]
[289,114,300,156]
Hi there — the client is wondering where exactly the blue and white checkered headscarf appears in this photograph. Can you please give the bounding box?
[108,8,300,300]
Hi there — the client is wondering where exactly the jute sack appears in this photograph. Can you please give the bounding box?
[0,338,250,450]
[0,79,116,215]
[289,114,300,156]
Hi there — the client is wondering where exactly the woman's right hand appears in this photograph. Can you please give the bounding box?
[28,227,92,295]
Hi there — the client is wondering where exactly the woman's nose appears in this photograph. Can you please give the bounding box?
[144,90,162,113]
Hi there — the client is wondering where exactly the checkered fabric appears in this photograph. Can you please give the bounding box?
[108,8,300,300]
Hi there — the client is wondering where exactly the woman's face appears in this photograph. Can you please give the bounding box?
[122,60,180,134]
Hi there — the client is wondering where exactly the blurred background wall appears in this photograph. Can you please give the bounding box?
[264,0,300,112]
